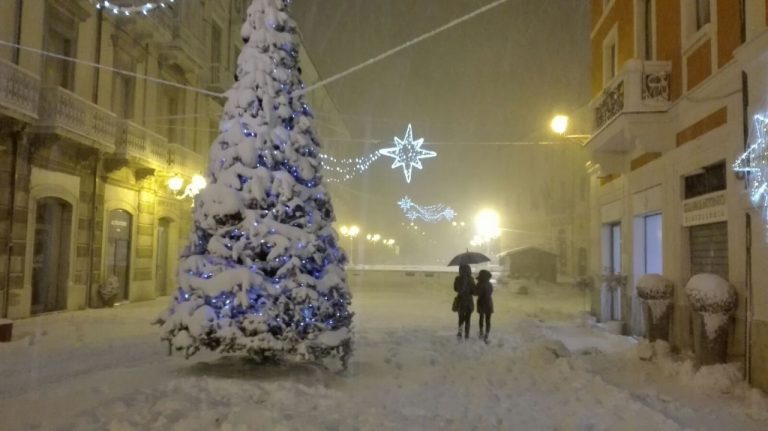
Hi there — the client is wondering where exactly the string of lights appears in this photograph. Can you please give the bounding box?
[90,0,176,15]
[734,114,768,232]
[398,196,456,223]
[320,151,382,183]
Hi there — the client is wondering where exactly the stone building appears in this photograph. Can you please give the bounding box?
[0,0,350,319]
[584,0,768,390]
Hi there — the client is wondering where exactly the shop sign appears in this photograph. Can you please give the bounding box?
[682,191,726,227]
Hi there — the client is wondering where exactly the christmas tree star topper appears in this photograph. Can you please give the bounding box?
[379,124,436,183]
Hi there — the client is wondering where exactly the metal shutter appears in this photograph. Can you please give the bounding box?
[689,222,728,279]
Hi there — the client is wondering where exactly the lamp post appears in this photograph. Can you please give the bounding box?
[549,114,591,145]
[340,225,360,265]
[167,173,207,200]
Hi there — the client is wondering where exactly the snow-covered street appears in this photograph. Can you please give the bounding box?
[1,281,766,430]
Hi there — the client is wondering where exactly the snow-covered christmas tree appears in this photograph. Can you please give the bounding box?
[157,0,353,366]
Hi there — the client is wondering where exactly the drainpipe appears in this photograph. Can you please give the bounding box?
[86,153,101,308]
[745,214,753,383]
[3,128,22,318]
[93,8,103,104]
[742,71,752,384]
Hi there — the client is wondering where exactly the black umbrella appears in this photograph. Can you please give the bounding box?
[447,250,491,266]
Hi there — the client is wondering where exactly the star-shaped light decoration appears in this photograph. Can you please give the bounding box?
[397,196,456,223]
[734,114,768,230]
[379,124,436,183]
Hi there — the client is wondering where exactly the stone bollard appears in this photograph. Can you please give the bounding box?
[685,273,737,366]
[636,274,674,342]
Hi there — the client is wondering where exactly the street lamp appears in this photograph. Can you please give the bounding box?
[167,173,207,200]
[550,114,569,135]
[549,114,591,144]
[340,224,360,264]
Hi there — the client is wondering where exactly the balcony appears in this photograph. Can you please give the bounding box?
[0,58,40,123]
[37,86,117,152]
[114,120,170,171]
[585,60,672,156]
[168,143,206,175]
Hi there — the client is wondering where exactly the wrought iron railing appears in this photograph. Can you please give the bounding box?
[592,60,671,131]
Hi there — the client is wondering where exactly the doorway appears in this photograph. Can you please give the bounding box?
[156,218,172,297]
[106,209,132,301]
[31,197,72,314]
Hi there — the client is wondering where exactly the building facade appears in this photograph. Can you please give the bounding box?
[585,0,768,390]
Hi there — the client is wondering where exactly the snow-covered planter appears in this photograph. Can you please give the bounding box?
[99,275,121,307]
[685,273,737,365]
[637,274,673,341]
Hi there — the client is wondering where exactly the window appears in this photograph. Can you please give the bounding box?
[684,161,726,199]
[641,0,655,60]
[162,83,185,144]
[602,26,618,86]
[44,6,77,90]
[112,49,135,119]
[695,0,710,31]
[211,22,222,68]
[633,213,662,280]
[44,28,74,89]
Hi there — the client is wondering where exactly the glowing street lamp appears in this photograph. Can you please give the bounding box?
[340,224,360,265]
[475,209,501,241]
[167,173,206,200]
[549,114,591,144]
[550,114,569,135]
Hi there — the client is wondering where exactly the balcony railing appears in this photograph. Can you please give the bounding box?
[593,60,671,130]
[37,86,117,152]
[116,120,169,170]
[168,143,206,175]
[0,58,40,123]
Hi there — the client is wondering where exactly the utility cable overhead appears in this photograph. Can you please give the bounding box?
[295,0,511,95]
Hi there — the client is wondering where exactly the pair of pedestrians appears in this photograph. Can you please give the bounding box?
[452,264,494,342]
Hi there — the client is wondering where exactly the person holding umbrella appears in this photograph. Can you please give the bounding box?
[475,269,494,343]
[449,250,491,340]
[453,263,476,340]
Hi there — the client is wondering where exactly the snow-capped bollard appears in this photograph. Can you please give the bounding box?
[636,274,673,342]
[685,274,737,366]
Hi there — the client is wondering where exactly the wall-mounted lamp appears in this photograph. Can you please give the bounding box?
[168,174,207,199]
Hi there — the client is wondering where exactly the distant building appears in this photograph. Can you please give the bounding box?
[498,246,558,283]
[584,0,768,391]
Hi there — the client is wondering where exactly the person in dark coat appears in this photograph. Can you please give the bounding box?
[453,264,475,339]
[475,269,494,342]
